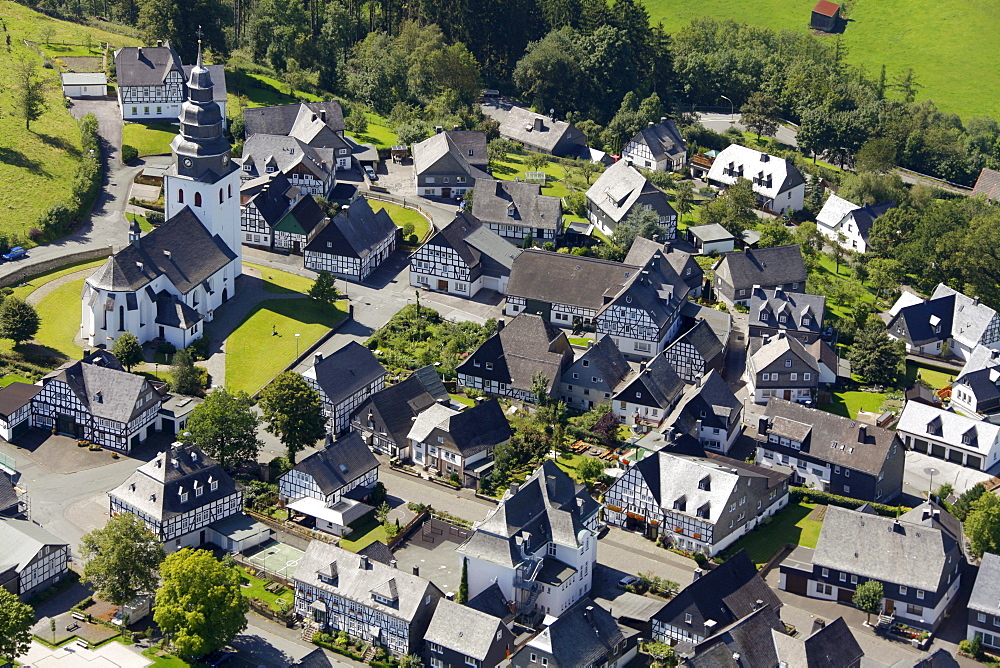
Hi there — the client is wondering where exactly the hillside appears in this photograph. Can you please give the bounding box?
[643,0,1000,121]
[0,1,138,244]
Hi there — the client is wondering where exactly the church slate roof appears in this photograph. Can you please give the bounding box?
[154,291,203,329]
[244,101,345,138]
[284,432,379,497]
[309,342,387,407]
[304,197,395,259]
[471,178,562,231]
[87,207,237,295]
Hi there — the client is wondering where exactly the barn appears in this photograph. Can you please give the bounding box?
[811,0,841,32]
[60,72,108,98]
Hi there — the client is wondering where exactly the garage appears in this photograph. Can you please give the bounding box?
[837,586,855,603]
[783,571,808,595]
[60,72,108,98]
[161,418,175,436]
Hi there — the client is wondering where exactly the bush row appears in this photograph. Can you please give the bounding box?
[790,487,910,518]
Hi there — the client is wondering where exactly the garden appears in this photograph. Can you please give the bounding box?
[122,121,178,158]
[719,501,824,567]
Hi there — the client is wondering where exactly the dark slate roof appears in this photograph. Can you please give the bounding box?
[687,605,784,668]
[352,368,445,447]
[506,249,638,310]
[652,550,782,632]
[624,239,705,293]
[242,134,335,182]
[716,245,807,291]
[241,173,296,225]
[888,294,955,346]
[689,223,734,243]
[665,319,726,368]
[771,616,863,668]
[973,168,1000,202]
[969,552,1000,614]
[563,335,631,391]
[433,399,512,457]
[586,161,676,224]
[848,201,895,242]
[412,131,489,177]
[499,107,585,153]
[87,207,237,295]
[471,178,562,231]
[286,432,379,496]
[749,286,826,334]
[762,399,900,475]
[613,353,685,410]
[0,382,41,419]
[154,291,203,330]
[0,518,68,572]
[275,195,327,236]
[244,101,345,137]
[597,252,690,335]
[42,353,159,424]
[425,599,508,660]
[109,444,241,522]
[309,342,387,406]
[665,370,741,435]
[114,44,183,86]
[466,582,513,619]
[522,598,625,667]
[356,540,395,566]
[629,119,686,163]
[0,477,19,514]
[417,212,521,279]
[305,197,394,259]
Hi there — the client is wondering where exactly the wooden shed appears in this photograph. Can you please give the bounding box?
[811,0,841,32]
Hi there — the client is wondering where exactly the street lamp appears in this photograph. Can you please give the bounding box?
[295,333,301,357]
[924,467,940,498]
[719,95,734,123]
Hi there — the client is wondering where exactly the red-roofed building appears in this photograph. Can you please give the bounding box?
[811,0,841,32]
[973,168,1000,202]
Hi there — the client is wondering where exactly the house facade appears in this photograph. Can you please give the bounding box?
[622,119,687,172]
[968,552,1000,650]
[83,56,242,349]
[687,223,735,255]
[304,197,396,282]
[604,452,789,555]
[424,599,515,668]
[745,332,820,404]
[409,212,521,298]
[952,346,1000,416]
[457,462,601,620]
[108,443,245,551]
[706,145,805,213]
[471,178,562,243]
[748,286,826,344]
[351,366,449,458]
[240,134,336,198]
[713,245,807,307]
[0,383,40,442]
[509,598,638,668]
[816,194,895,254]
[897,401,1000,471]
[661,319,725,384]
[665,370,743,455]
[585,161,677,238]
[611,354,685,432]
[302,343,387,436]
[559,336,632,411]
[294,541,444,655]
[887,284,1000,361]
[756,399,905,502]
[0,518,70,600]
[239,172,298,249]
[412,131,489,198]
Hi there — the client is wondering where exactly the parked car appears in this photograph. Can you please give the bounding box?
[2,247,26,261]
[364,166,378,182]
[618,575,640,589]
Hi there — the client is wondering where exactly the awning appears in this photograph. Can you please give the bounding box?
[287,496,372,528]
[310,599,327,612]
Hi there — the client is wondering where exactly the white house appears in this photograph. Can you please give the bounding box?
[887,284,1000,362]
[585,161,677,238]
[897,401,1000,471]
[60,72,107,98]
[456,461,601,619]
[115,42,227,124]
[706,145,805,214]
[610,354,686,432]
[952,346,1000,416]
[82,54,241,349]
[816,193,896,254]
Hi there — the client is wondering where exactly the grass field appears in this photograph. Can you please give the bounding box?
[10,257,106,301]
[125,211,152,232]
[238,567,291,612]
[368,201,431,242]
[721,502,822,567]
[640,0,999,120]
[491,152,572,198]
[226,70,323,120]
[346,112,399,150]
[246,262,316,295]
[31,276,86,358]
[904,361,955,389]
[122,121,177,157]
[554,452,600,483]
[223,298,346,394]
[0,374,33,387]
[339,514,388,552]
[818,391,887,419]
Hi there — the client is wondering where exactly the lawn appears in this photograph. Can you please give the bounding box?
[339,513,388,552]
[721,502,823,567]
[238,566,291,612]
[346,112,399,150]
[569,337,590,346]
[904,361,955,389]
[9,257,106,301]
[31,276,86,359]
[226,70,323,119]
[0,373,33,387]
[367,201,430,242]
[246,262,316,295]
[554,452,600,483]
[491,151,572,198]
[639,0,998,120]
[141,647,189,667]
[122,121,177,158]
[811,253,876,321]
[818,391,886,419]
[223,298,346,395]
[450,393,476,407]
[125,211,152,232]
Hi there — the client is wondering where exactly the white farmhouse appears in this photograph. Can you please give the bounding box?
[816,193,895,253]
[707,145,805,214]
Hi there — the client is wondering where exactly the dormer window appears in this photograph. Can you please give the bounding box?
[209,476,218,492]
[803,316,811,326]
[179,487,188,503]
[697,503,711,519]
[698,476,711,491]
[195,482,204,497]
[778,315,786,323]
[759,311,768,321]
[674,496,686,512]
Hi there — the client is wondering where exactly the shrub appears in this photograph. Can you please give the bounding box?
[693,552,709,567]
[187,337,210,361]
[790,487,908,517]
[28,227,43,242]
[147,211,164,226]
[401,222,415,238]
[121,144,139,163]
[157,342,176,355]
[269,456,293,478]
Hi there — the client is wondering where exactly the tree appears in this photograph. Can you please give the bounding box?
[856,137,897,174]
[966,492,1000,559]
[370,481,387,506]
[953,483,986,522]
[0,588,33,663]
[259,371,325,464]
[154,549,248,660]
[525,152,548,172]
[867,258,904,300]
[0,297,39,346]
[893,68,923,104]
[185,388,262,469]
[700,178,758,236]
[740,91,780,140]
[80,513,165,606]
[398,655,423,668]
[170,348,203,396]
[344,113,368,134]
[111,332,144,371]
[645,641,674,667]
[458,558,469,604]
[488,138,518,170]
[309,271,340,307]
[756,221,793,248]
[794,221,824,257]
[512,27,585,116]
[847,321,905,386]
[852,580,884,624]
[578,457,606,485]
[673,180,694,218]
[612,207,661,252]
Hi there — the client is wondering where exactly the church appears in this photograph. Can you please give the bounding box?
[82,46,242,350]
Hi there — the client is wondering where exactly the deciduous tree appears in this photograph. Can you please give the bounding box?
[852,580,884,624]
[111,332,144,372]
[80,513,165,606]
[309,271,341,307]
[0,297,40,347]
[740,91,780,140]
[185,388,262,469]
[14,57,49,131]
[965,492,1000,559]
[259,371,325,464]
[154,549,248,660]
[0,588,33,663]
[170,348,203,396]
[847,320,905,386]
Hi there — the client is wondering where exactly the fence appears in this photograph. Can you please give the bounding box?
[0,246,114,289]
[387,509,430,550]
[244,508,333,547]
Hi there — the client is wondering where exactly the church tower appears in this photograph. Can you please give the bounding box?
[163,39,242,273]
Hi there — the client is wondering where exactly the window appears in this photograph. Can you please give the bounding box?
[834,466,841,474]
[803,373,811,381]
[821,568,829,577]
[843,485,850,495]
[790,373,798,381]
[219,188,224,204]
[845,469,850,477]
[851,575,858,584]
[210,480,218,491]
[457,176,466,183]
[427,177,436,184]
[194,192,202,207]
[443,177,450,183]
[817,583,833,595]
[634,341,651,352]
[178,189,184,203]
[980,613,988,623]
[684,613,693,624]
[906,604,923,616]
[338,149,349,155]
[195,485,204,497]
[465,658,480,667]
[916,590,925,600]
[839,572,847,582]
[430,659,444,668]
[530,653,538,663]
[784,359,792,367]
[899,586,907,595]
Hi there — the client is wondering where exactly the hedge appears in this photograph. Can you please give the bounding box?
[312,636,366,662]
[790,487,910,518]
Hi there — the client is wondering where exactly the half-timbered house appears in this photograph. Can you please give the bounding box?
[407,399,512,488]
[351,366,450,458]
[585,161,677,238]
[279,433,379,535]
[0,518,70,600]
[241,134,336,197]
[304,198,396,281]
[559,336,632,411]
[457,461,601,620]
[412,131,488,198]
[665,370,743,454]
[115,42,228,124]
[623,240,704,299]
[661,319,726,384]
[611,353,685,431]
[471,178,562,243]
[108,443,247,552]
[244,102,352,170]
[272,195,327,254]
[303,343,387,435]
[31,351,164,452]
[0,382,40,442]
[604,450,789,557]
[240,172,299,249]
[456,315,573,403]
[622,118,687,172]
[294,542,444,654]
[409,212,521,298]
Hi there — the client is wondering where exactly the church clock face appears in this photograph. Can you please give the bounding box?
[183,158,193,168]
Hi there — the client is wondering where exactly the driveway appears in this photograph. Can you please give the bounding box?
[904,450,992,498]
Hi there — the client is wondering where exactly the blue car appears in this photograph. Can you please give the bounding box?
[2,247,26,261]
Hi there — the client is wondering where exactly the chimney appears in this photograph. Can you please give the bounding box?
[660,116,667,123]
[163,250,171,259]
[83,349,91,358]
[510,483,520,495]
[858,425,867,441]
[156,39,162,47]
[320,109,327,122]
[754,599,764,610]
[758,417,769,435]
[647,121,655,127]
[533,117,543,131]
[811,618,827,634]
[136,261,144,272]
[359,555,369,569]
[933,509,941,520]
[138,46,142,58]
[639,361,647,372]
[693,568,703,581]
[496,319,504,332]
[412,565,420,576]
[922,508,931,521]
[584,605,594,623]
[314,352,323,365]
[453,124,461,131]
[435,126,443,134]
[390,559,397,569]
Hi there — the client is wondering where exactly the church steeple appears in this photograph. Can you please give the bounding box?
[169,30,233,181]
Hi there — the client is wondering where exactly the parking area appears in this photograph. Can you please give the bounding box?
[904,449,993,497]
[377,158,416,196]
